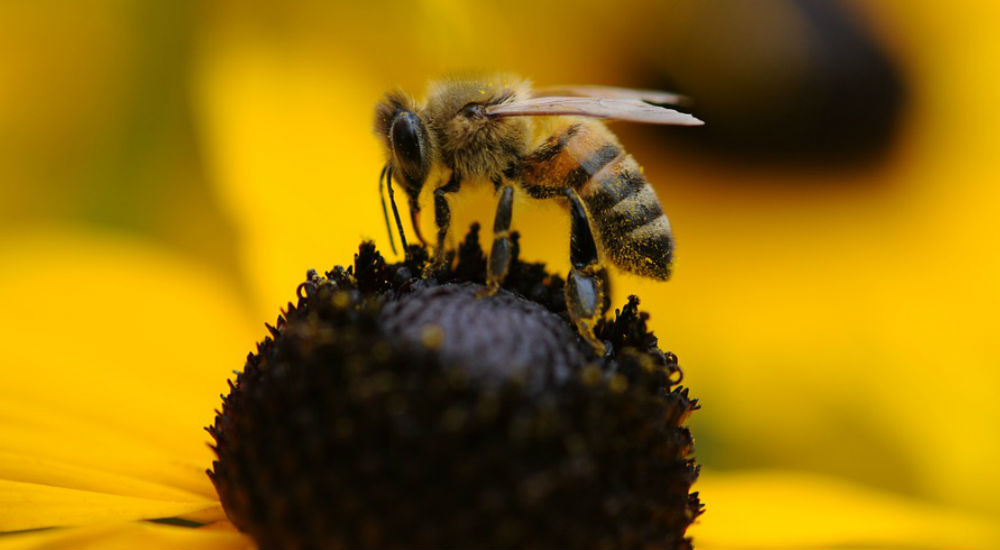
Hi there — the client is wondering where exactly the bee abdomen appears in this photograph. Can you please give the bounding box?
[581,155,673,280]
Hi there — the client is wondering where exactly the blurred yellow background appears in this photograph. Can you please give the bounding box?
[2,1,998,547]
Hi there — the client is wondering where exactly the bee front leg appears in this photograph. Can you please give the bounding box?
[565,188,611,354]
[483,184,515,294]
[425,173,461,276]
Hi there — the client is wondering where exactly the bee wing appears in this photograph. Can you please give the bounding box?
[485,97,704,126]
[533,85,691,107]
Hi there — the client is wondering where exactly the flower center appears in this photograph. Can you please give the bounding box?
[207,224,702,549]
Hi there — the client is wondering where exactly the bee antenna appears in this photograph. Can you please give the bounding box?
[385,164,409,254]
[378,165,397,255]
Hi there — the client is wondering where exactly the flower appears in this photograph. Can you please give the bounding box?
[208,228,700,548]
[0,230,256,549]
[1,226,703,549]
[4,228,999,549]
[4,2,1000,547]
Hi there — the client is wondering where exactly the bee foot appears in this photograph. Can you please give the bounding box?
[574,321,607,355]
[422,260,448,280]
[476,284,500,299]
[601,340,614,358]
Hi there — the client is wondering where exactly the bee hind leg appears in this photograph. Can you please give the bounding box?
[481,184,515,296]
[565,188,611,354]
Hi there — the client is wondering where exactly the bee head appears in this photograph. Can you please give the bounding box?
[375,91,432,202]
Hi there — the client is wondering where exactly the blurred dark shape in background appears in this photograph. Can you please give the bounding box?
[638,0,908,170]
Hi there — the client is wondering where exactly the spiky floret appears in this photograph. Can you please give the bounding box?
[208,224,702,549]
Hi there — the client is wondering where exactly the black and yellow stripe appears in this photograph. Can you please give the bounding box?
[521,122,673,279]
[581,154,672,279]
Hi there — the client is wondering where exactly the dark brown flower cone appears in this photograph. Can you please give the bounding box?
[208,224,703,549]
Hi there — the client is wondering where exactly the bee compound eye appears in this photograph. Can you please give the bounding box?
[390,112,423,162]
[389,111,428,185]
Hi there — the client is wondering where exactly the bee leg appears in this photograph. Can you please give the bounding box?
[408,199,428,247]
[482,184,515,295]
[565,188,611,354]
[425,173,461,276]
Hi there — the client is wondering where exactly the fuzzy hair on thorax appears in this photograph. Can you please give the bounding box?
[420,74,533,183]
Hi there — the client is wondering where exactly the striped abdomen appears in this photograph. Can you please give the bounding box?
[522,122,673,279]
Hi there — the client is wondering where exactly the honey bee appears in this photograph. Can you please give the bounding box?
[374,75,703,352]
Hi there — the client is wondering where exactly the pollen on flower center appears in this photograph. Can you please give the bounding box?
[207,224,702,549]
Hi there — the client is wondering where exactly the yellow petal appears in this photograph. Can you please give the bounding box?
[0,394,214,500]
[0,479,215,532]
[174,505,230,526]
[0,449,206,506]
[0,229,255,502]
[691,470,1000,549]
[0,521,253,550]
